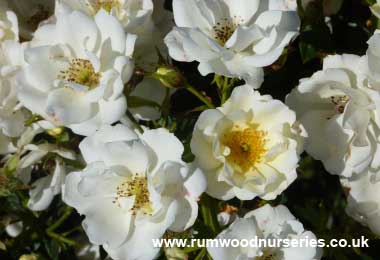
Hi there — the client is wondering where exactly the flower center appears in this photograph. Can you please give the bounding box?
[212,17,244,46]
[222,126,267,172]
[330,95,349,114]
[59,59,101,89]
[113,175,153,216]
[93,0,120,13]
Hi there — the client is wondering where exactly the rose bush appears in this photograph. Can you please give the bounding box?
[0,1,380,260]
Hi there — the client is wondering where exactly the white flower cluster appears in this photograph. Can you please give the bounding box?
[287,30,380,237]
[6,0,380,259]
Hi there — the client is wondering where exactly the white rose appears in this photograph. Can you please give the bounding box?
[366,31,380,85]
[0,43,26,141]
[286,54,380,178]
[341,170,380,236]
[0,3,18,42]
[56,0,153,32]
[0,8,27,147]
[28,158,71,211]
[208,204,321,260]
[191,85,306,201]
[18,10,136,136]
[0,42,27,136]
[56,0,173,71]
[164,0,300,86]
[63,124,206,260]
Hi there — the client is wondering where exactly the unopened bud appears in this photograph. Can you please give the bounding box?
[47,127,64,137]
[153,65,184,89]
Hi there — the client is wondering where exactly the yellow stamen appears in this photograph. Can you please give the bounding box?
[93,0,120,13]
[222,126,267,172]
[113,175,153,216]
[59,59,100,89]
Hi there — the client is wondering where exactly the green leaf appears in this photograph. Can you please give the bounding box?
[299,42,319,64]
[200,195,221,236]
[44,239,60,260]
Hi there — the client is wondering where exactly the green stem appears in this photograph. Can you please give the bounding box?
[213,74,236,105]
[221,89,229,105]
[46,230,76,246]
[47,207,73,232]
[185,84,215,109]
[46,207,76,246]
[61,226,82,237]
[194,248,206,260]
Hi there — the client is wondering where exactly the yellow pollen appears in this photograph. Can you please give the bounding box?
[93,0,120,13]
[59,59,100,89]
[113,175,153,216]
[222,126,267,172]
[212,16,244,46]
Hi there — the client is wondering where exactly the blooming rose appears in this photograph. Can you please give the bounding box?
[208,204,321,260]
[18,10,135,136]
[56,0,153,32]
[0,40,27,141]
[286,54,380,178]
[63,124,206,260]
[0,7,28,154]
[165,0,300,86]
[28,158,73,211]
[191,85,306,201]
[341,171,380,236]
